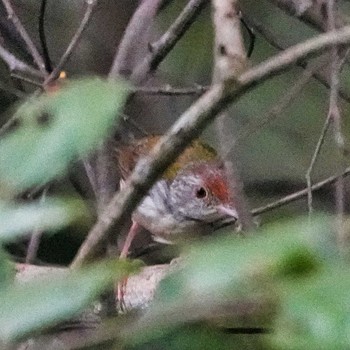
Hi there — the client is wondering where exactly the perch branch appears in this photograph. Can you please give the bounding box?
[71,24,350,268]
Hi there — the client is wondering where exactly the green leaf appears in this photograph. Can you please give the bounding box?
[125,216,335,344]
[0,259,140,342]
[0,77,130,192]
[130,323,263,350]
[0,198,88,242]
[179,216,333,299]
[0,249,15,289]
[271,267,350,350]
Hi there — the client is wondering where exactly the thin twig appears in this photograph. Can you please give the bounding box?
[39,0,52,72]
[131,0,208,84]
[242,11,350,103]
[1,0,47,74]
[71,25,350,268]
[44,0,98,86]
[233,54,329,150]
[108,0,167,79]
[252,167,350,216]
[0,44,45,78]
[327,0,347,249]
[305,112,332,214]
[0,79,26,98]
[133,84,209,96]
[267,0,347,32]
[26,187,49,264]
[10,73,43,87]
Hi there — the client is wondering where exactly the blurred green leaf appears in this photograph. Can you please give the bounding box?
[0,259,140,342]
[125,216,336,345]
[0,198,88,242]
[176,216,334,299]
[0,77,130,192]
[130,323,264,350]
[271,267,350,350]
[0,249,15,290]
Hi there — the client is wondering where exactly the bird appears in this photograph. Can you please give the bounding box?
[114,135,239,259]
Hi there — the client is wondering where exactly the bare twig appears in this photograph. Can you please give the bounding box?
[211,0,253,231]
[87,0,167,215]
[305,113,332,214]
[44,0,98,86]
[133,84,209,96]
[235,56,329,147]
[0,44,45,78]
[0,79,26,98]
[71,25,350,268]
[39,0,52,72]
[1,0,47,74]
[242,11,350,103]
[108,0,167,79]
[252,167,350,216]
[26,187,49,264]
[131,0,208,84]
[327,0,347,249]
[267,0,348,32]
[10,72,42,86]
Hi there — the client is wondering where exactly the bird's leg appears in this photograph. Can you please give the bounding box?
[117,220,141,311]
[120,220,141,259]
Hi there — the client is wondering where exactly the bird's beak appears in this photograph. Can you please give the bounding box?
[216,204,238,227]
[216,204,238,221]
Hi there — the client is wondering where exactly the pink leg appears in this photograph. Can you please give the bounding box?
[120,220,141,258]
[117,220,141,311]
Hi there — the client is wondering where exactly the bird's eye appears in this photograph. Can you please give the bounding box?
[196,187,207,199]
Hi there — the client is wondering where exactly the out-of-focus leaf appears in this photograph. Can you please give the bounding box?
[172,216,333,300]
[0,259,141,342]
[131,323,264,350]
[271,267,350,350]
[0,198,89,242]
[0,249,15,289]
[0,77,130,192]
[125,216,335,345]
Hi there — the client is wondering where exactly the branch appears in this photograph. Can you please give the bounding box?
[44,0,98,86]
[252,166,350,216]
[267,0,348,32]
[133,84,209,96]
[0,43,45,78]
[130,0,208,84]
[242,11,350,103]
[1,0,47,74]
[211,0,253,231]
[108,0,167,79]
[71,25,350,268]
[326,1,347,249]
[234,55,329,147]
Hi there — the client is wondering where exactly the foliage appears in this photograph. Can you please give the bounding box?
[0,77,136,345]
[123,216,349,350]
[0,78,130,194]
[0,1,349,349]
